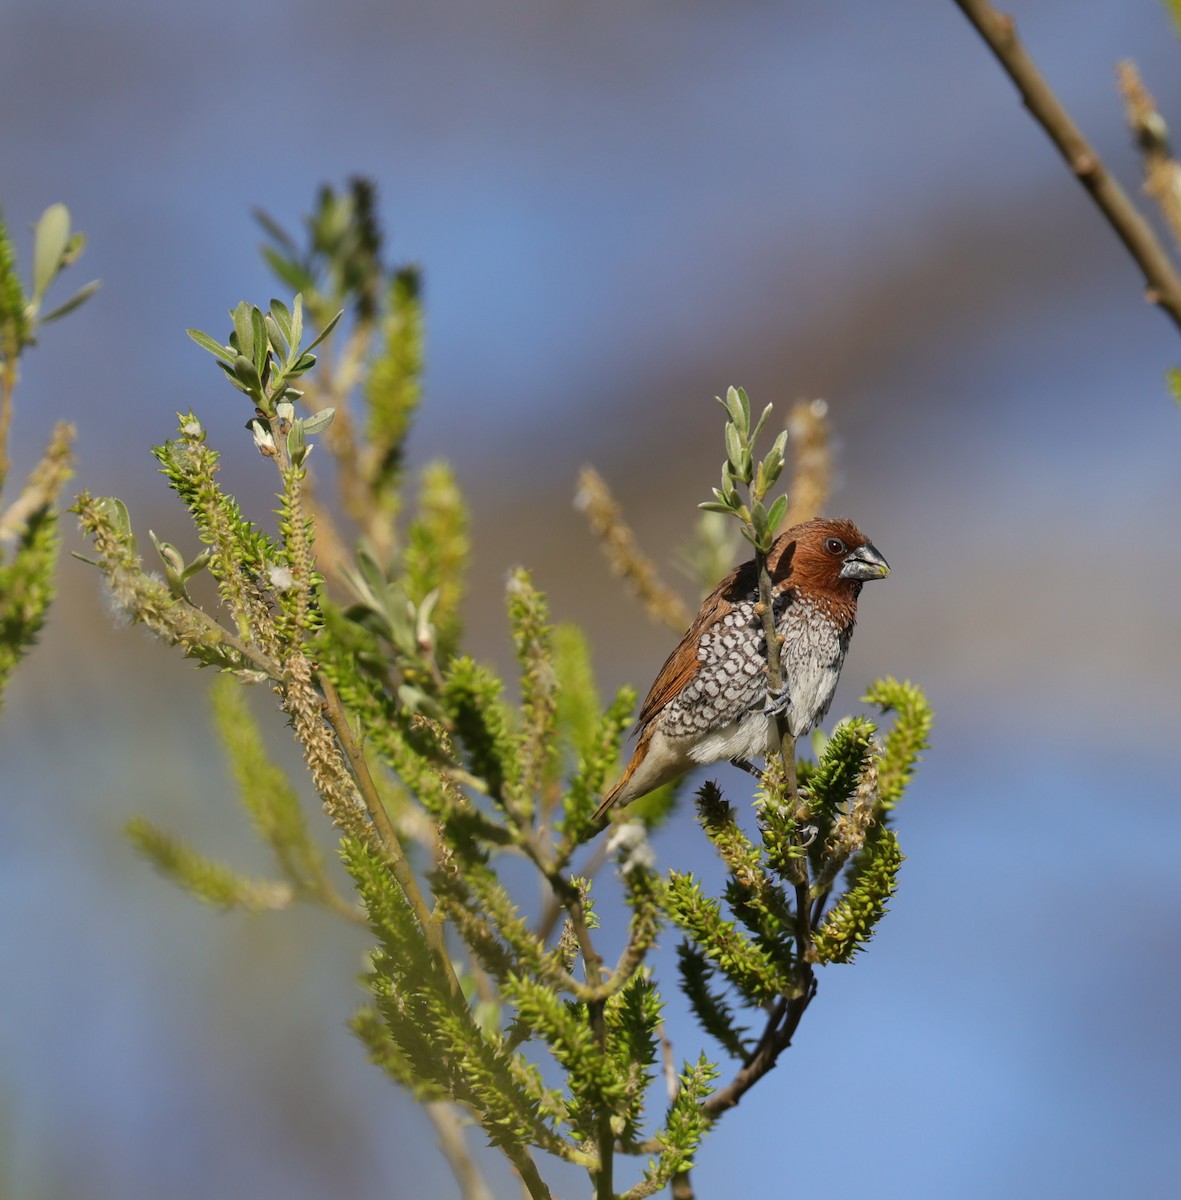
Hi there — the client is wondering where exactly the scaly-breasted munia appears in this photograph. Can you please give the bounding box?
[595,517,889,819]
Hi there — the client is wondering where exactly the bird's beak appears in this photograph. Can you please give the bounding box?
[840,541,890,581]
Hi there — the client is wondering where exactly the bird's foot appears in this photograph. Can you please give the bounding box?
[761,682,792,718]
[730,757,762,778]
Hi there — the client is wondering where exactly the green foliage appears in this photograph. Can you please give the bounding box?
[0,203,91,714]
[813,829,904,964]
[75,184,932,1200]
[365,266,423,506]
[677,944,750,1061]
[665,870,794,1005]
[865,677,933,811]
[0,484,63,710]
[698,384,788,554]
[403,461,468,662]
[125,816,293,912]
[209,674,337,901]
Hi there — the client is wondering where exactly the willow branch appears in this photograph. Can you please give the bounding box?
[952,0,1181,336]
[424,1102,496,1200]
[319,673,462,997]
[1116,60,1181,256]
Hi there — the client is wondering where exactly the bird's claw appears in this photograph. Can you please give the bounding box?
[762,683,792,718]
[730,757,761,778]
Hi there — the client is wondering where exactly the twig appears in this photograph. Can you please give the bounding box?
[576,465,692,632]
[1116,60,1181,255]
[779,400,831,531]
[544,871,613,1198]
[425,1102,495,1200]
[951,0,1181,335]
[319,673,463,998]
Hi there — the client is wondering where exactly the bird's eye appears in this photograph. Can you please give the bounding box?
[824,537,846,556]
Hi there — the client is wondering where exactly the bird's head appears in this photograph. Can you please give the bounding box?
[770,517,890,599]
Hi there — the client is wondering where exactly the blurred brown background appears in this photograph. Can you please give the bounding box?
[3,2,1180,1197]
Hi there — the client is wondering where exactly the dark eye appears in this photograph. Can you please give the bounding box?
[825,537,846,556]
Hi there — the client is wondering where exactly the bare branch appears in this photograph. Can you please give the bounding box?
[952,0,1181,335]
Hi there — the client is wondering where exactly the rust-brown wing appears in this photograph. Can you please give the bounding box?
[632,557,759,731]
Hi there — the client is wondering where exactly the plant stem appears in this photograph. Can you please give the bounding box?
[952,0,1181,335]
[425,1101,496,1200]
[319,672,463,998]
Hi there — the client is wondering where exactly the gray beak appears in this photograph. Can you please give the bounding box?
[840,541,890,581]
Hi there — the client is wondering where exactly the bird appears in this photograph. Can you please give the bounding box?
[594,517,889,819]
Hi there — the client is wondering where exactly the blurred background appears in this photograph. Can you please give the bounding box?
[3,0,1181,1197]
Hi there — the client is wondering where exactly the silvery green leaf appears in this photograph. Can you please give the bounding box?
[181,550,212,582]
[250,306,268,376]
[232,301,254,359]
[766,493,789,534]
[303,307,343,354]
[187,328,233,361]
[269,298,292,342]
[264,314,288,361]
[39,279,99,324]
[95,496,134,544]
[724,422,745,472]
[355,549,389,600]
[149,530,185,574]
[286,421,306,463]
[254,207,300,255]
[233,354,261,393]
[61,230,86,267]
[750,402,774,448]
[32,204,70,302]
[261,247,313,296]
[721,386,748,435]
[290,293,303,352]
[301,407,335,435]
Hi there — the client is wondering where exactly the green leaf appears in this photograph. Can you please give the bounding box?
[721,385,750,435]
[291,292,304,352]
[269,297,292,342]
[187,328,233,361]
[233,354,262,393]
[264,314,288,361]
[724,421,745,474]
[253,207,301,256]
[301,406,335,435]
[250,305,268,376]
[766,493,788,533]
[749,401,774,449]
[304,307,343,354]
[39,279,100,324]
[261,246,315,297]
[232,301,255,356]
[32,203,70,301]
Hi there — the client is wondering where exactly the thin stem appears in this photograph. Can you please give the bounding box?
[0,352,15,491]
[424,1101,496,1200]
[554,876,612,1199]
[319,673,463,998]
[952,0,1181,335]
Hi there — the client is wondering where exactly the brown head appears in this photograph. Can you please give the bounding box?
[769,517,890,616]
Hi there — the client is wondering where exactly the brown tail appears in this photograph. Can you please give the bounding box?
[592,754,637,822]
